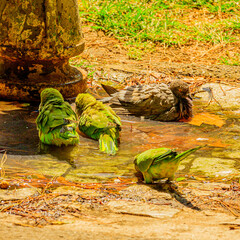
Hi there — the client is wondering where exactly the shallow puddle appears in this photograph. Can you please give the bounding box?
[0,99,239,183]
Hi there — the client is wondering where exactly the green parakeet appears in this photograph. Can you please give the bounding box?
[134,146,204,183]
[36,88,79,147]
[75,93,121,155]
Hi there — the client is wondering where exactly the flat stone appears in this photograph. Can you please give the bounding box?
[190,157,240,177]
[190,182,230,190]
[222,218,240,225]
[52,186,105,198]
[107,200,180,218]
[120,184,172,201]
[190,189,212,197]
[212,150,240,159]
[195,83,240,110]
[0,188,38,200]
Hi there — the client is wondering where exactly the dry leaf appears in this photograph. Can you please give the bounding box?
[0,181,9,189]
[188,113,225,127]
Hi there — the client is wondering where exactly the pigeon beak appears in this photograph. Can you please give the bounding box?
[187,93,192,100]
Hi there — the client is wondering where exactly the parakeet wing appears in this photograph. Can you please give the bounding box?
[152,146,204,165]
[151,150,178,165]
[102,104,121,126]
[134,148,173,172]
[79,101,121,128]
[79,107,118,130]
[36,100,77,133]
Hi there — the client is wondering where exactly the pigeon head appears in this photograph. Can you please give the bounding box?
[169,80,193,120]
[169,80,190,99]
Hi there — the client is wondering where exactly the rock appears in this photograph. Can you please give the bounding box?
[195,83,240,110]
[120,184,172,201]
[212,150,240,159]
[107,200,180,218]
[190,157,240,177]
[52,186,105,198]
[0,188,39,200]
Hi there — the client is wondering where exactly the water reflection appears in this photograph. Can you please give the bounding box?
[0,101,39,155]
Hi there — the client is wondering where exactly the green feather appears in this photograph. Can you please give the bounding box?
[134,145,205,183]
[36,88,79,147]
[134,148,173,173]
[75,93,121,155]
[99,133,118,155]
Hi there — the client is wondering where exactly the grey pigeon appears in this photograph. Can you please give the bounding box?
[101,80,192,121]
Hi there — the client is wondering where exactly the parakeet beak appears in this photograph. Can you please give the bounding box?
[66,133,78,138]
[64,118,78,124]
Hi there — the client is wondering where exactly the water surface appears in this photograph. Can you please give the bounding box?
[0,100,239,183]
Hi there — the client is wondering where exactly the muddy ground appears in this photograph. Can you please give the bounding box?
[0,26,240,239]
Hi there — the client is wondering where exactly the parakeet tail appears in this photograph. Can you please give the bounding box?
[99,133,118,155]
[101,84,119,96]
[174,145,205,163]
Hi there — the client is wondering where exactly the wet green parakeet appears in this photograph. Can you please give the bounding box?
[134,146,204,183]
[75,93,121,155]
[36,88,79,147]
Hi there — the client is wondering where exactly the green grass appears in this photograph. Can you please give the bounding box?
[70,59,97,77]
[219,53,240,66]
[79,0,240,60]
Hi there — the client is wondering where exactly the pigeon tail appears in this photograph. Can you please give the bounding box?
[101,84,119,96]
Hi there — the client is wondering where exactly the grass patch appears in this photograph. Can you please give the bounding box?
[70,59,97,77]
[219,53,240,66]
[78,0,240,59]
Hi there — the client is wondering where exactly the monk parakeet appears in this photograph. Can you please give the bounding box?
[134,146,203,183]
[36,88,79,147]
[75,93,121,155]
[101,80,192,121]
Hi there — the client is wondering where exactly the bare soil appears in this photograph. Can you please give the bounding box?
[0,182,240,240]
[80,27,240,85]
[0,210,239,240]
